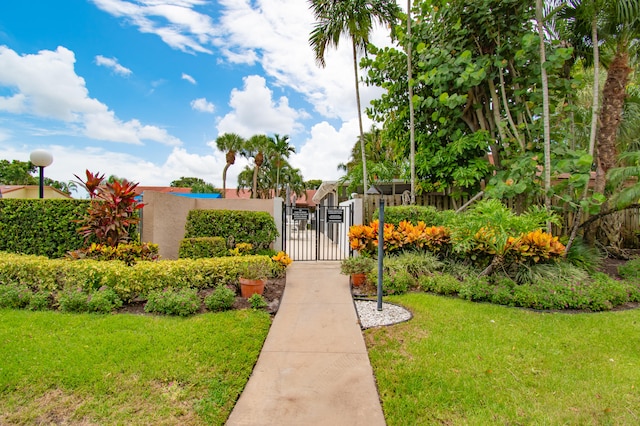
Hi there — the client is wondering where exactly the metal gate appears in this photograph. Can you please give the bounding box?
[282,204,353,261]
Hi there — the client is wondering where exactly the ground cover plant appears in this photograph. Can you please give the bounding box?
[366,293,640,425]
[0,308,270,425]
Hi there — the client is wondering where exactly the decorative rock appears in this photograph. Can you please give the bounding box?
[354,299,412,329]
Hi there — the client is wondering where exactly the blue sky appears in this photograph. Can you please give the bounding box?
[0,0,397,193]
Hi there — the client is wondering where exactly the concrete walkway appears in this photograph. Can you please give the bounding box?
[226,261,385,426]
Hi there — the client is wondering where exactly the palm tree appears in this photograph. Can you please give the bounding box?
[308,0,400,200]
[215,133,245,198]
[241,134,271,198]
[536,0,552,232]
[269,134,295,197]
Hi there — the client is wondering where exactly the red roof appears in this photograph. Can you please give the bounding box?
[132,186,192,196]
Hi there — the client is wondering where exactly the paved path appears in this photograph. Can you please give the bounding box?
[226,261,385,426]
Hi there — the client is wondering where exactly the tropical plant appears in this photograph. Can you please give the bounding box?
[309,0,400,201]
[340,255,376,275]
[215,133,245,198]
[170,176,219,194]
[74,170,144,247]
[241,134,271,199]
[269,134,295,197]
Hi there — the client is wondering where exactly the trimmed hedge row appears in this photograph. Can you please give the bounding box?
[0,252,274,302]
[0,199,90,258]
[184,209,279,250]
[178,237,228,259]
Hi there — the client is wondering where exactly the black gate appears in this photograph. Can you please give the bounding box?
[282,204,353,261]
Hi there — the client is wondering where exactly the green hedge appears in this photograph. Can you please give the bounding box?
[179,237,228,259]
[0,199,90,258]
[0,251,273,302]
[184,209,279,250]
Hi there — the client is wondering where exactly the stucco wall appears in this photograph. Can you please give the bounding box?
[140,191,283,259]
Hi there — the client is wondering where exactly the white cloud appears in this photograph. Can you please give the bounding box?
[95,55,132,76]
[0,45,181,146]
[1,141,247,191]
[290,119,363,182]
[191,97,214,113]
[181,72,196,84]
[90,0,218,54]
[215,75,304,138]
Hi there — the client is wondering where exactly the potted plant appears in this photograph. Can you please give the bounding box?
[238,261,272,298]
[340,256,375,287]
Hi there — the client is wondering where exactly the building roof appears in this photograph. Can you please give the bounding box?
[132,186,192,196]
[0,185,72,199]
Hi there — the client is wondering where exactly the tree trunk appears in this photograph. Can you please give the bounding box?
[352,38,368,203]
[222,164,230,198]
[407,0,416,204]
[536,0,552,233]
[594,48,632,194]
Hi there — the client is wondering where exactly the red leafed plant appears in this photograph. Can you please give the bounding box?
[74,170,144,247]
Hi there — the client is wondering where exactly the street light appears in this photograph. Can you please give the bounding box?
[30,150,53,199]
[366,185,384,311]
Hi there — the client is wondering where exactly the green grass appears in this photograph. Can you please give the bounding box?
[366,293,640,425]
[0,309,271,425]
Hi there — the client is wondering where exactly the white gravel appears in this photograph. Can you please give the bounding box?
[354,299,412,329]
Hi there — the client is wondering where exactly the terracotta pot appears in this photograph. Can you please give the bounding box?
[239,277,266,298]
[351,273,367,287]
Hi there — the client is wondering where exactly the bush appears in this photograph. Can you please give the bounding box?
[28,291,52,311]
[0,199,89,258]
[179,237,228,259]
[88,287,123,313]
[383,270,413,295]
[184,209,279,250]
[619,257,640,281]
[67,242,159,265]
[144,288,200,316]
[418,273,461,295]
[204,285,236,312]
[379,205,442,226]
[0,283,32,309]
[0,251,272,303]
[248,293,267,310]
[57,288,90,313]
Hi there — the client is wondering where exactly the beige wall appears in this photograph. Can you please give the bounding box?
[140,191,283,259]
[1,186,71,199]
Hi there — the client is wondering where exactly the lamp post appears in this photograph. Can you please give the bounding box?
[29,150,53,199]
[366,185,384,311]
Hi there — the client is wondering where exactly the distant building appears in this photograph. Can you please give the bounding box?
[0,185,72,199]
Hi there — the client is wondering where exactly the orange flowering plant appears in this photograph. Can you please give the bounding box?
[348,220,451,256]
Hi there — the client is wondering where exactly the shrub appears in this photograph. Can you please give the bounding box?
[204,285,236,312]
[74,170,144,247]
[28,291,52,311]
[67,242,159,265]
[383,270,413,295]
[248,293,267,310]
[386,251,443,277]
[0,199,89,258]
[88,287,123,313]
[57,288,90,313]
[184,210,279,250]
[418,273,461,295]
[619,257,640,281]
[0,283,32,309]
[179,237,227,259]
[0,251,272,303]
[565,238,603,274]
[379,205,442,226]
[144,288,200,316]
[271,251,292,278]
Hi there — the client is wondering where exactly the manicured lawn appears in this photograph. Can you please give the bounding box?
[0,309,271,425]
[366,293,640,425]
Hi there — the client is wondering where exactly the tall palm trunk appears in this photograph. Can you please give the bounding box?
[536,0,552,233]
[407,0,416,204]
[352,38,368,201]
[594,47,632,194]
[222,150,236,199]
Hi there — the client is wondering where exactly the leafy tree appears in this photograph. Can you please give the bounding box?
[305,179,323,190]
[0,159,75,195]
[0,159,37,185]
[308,0,400,201]
[215,132,245,198]
[170,176,220,194]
